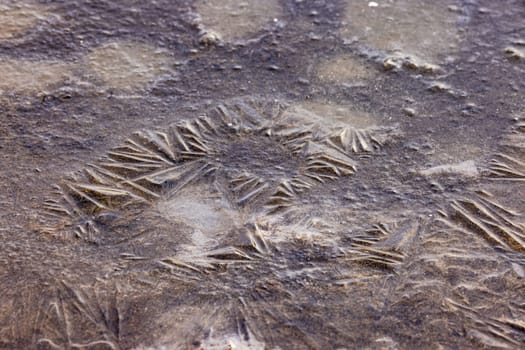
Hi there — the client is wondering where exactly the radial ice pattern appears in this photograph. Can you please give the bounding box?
[440,116,525,253]
[40,99,398,243]
[36,99,404,348]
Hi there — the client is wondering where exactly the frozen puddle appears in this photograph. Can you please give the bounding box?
[341,0,461,64]
[195,0,283,42]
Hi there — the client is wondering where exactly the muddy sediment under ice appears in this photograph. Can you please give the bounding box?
[2,0,525,349]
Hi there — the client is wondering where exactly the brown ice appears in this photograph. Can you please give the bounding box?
[195,0,282,42]
[341,0,459,63]
[315,54,377,85]
[86,41,173,90]
[0,58,72,95]
[0,3,50,40]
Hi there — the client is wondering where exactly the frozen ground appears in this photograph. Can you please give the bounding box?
[1,0,525,349]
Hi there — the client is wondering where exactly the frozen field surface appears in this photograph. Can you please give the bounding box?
[1,1,525,349]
